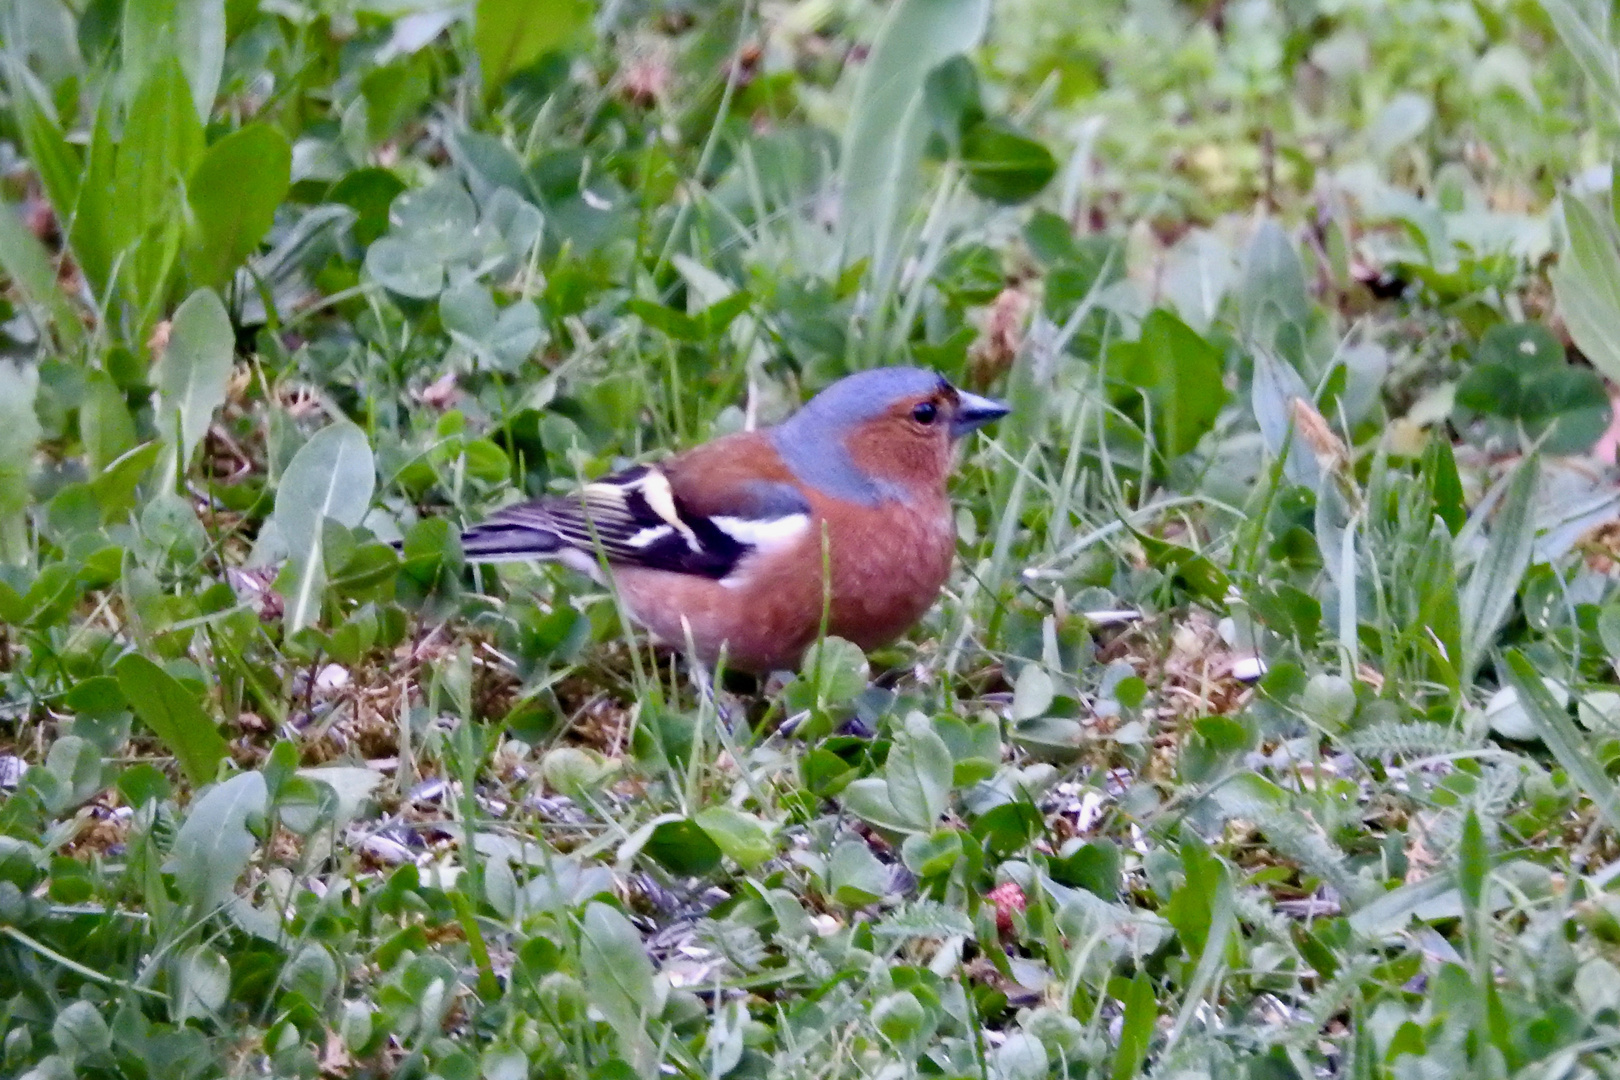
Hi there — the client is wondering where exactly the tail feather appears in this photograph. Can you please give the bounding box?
[458,521,567,563]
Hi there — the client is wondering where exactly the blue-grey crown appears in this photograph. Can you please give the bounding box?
[768,367,950,506]
[788,367,949,431]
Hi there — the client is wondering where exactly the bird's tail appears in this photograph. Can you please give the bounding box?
[457,521,567,563]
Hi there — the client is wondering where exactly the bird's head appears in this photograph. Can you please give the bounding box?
[772,367,1009,504]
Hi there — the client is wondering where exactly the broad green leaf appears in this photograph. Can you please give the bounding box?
[829,839,890,906]
[92,442,165,524]
[154,288,233,491]
[1250,347,1319,489]
[959,119,1057,204]
[441,280,544,369]
[873,990,930,1046]
[1161,229,1237,332]
[365,236,444,298]
[485,300,545,369]
[884,718,953,831]
[923,55,987,153]
[997,1033,1049,1080]
[1164,867,1236,1055]
[44,735,103,810]
[900,829,963,877]
[391,179,479,258]
[80,372,135,478]
[1109,309,1229,459]
[296,766,384,828]
[840,777,915,832]
[114,654,229,787]
[1455,322,1610,453]
[52,1001,111,1061]
[69,95,125,298]
[330,167,408,247]
[172,945,231,1024]
[1238,219,1310,348]
[1367,92,1433,158]
[1459,454,1537,683]
[0,361,41,564]
[122,0,225,119]
[441,278,498,340]
[801,636,869,707]
[641,816,722,876]
[1012,665,1054,720]
[273,422,376,634]
[579,902,656,1069]
[694,806,776,870]
[838,0,990,280]
[186,125,291,289]
[473,0,593,95]
[113,59,204,240]
[171,770,266,913]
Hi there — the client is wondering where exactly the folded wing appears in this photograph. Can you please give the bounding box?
[459,463,812,581]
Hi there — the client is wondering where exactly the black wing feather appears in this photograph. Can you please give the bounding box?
[459,464,807,580]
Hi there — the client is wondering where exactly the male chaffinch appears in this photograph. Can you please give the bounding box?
[458,367,1009,673]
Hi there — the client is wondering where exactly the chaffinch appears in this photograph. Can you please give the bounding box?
[458,367,1009,673]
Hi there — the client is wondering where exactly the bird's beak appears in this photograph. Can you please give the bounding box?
[951,390,1011,438]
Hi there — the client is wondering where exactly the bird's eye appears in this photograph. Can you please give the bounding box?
[912,401,938,425]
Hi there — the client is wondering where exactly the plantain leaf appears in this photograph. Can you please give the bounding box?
[114,654,228,787]
[272,422,376,634]
[154,288,233,491]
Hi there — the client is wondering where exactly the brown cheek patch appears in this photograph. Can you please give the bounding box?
[843,414,952,491]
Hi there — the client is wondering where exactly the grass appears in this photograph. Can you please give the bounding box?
[5,0,1620,1078]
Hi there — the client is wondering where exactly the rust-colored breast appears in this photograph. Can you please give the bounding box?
[611,489,955,673]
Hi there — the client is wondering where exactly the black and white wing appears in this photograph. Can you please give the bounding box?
[458,464,811,581]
